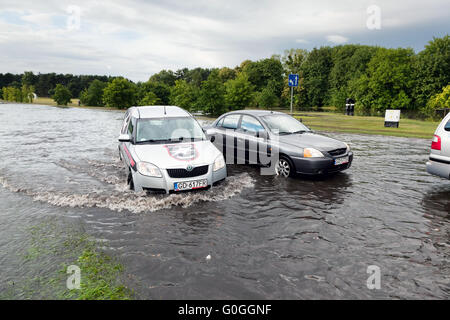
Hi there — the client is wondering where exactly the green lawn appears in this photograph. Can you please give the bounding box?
[32,97,122,111]
[292,112,439,139]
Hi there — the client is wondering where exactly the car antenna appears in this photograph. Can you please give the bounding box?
[164,106,167,115]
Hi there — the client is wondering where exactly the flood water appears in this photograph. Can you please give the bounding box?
[0,103,449,299]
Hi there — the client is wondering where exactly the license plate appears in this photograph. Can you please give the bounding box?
[174,179,208,191]
[334,156,349,166]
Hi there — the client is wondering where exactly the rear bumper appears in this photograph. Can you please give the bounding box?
[291,152,353,175]
[426,159,450,179]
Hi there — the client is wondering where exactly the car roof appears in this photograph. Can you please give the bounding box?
[131,106,191,119]
[220,109,285,117]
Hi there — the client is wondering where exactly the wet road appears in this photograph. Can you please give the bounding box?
[0,104,449,299]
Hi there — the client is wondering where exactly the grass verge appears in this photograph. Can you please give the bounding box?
[294,112,439,139]
[2,219,133,300]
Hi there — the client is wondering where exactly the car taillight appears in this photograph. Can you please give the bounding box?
[431,135,441,150]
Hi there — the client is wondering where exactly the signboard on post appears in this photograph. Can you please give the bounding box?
[288,74,299,114]
[345,98,355,116]
[384,110,401,128]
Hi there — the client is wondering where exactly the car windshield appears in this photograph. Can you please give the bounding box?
[262,114,311,135]
[136,117,206,143]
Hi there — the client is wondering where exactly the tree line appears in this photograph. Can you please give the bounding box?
[1,35,448,118]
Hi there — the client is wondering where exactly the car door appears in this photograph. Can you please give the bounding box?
[212,114,242,164]
[237,115,268,165]
[119,112,131,161]
[121,116,136,169]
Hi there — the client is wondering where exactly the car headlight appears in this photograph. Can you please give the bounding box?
[344,143,351,152]
[213,155,225,171]
[136,162,162,177]
[303,148,324,158]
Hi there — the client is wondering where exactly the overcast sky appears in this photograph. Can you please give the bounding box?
[0,0,448,81]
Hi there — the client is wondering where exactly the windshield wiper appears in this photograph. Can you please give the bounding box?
[292,130,309,134]
[136,138,172,144]
[175,137,205,141]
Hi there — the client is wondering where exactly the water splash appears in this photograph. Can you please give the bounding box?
[0,173,254,213]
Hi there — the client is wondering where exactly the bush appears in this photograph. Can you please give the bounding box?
[80,80,107,106]
[422,85,450,119]
[52,84,72,106]
[103,78,137,109]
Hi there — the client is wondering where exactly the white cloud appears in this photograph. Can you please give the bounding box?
[326,35,349,44]
[0,0,448,81]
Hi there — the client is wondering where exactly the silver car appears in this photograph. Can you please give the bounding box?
[118,106,227,193]
[426,113,450,179]
[206,110,353,177]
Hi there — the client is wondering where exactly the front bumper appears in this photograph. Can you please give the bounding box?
[132,164,227,193]
[291,152,353,175]
[426,159,450,180]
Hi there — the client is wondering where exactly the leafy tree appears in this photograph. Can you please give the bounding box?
[176,67,212,87]
[358,48,415,114]
[103,78,137,109]
[169,80,198,111]
[52,84,72,105]
[80,80,107,106]
[22,71,37,86]
[413,35,450,109]
[281,48,309,75]
[224,73,254,111]
[257,86,279,109]
[281,49,309,109]
[218,67,237,83]
[422,85,450,119]
[138,81,170,105]
[21,84,35,103]
[242,58,283,95]
[139,91,161,106]
[301,47,333,108]
[328,45,378,110]
[2,86,22,102]
[149,70,176,87]
[196,70,226,116]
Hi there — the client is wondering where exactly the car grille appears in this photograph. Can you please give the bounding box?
[166,165,209,178]
[328,148,347,157]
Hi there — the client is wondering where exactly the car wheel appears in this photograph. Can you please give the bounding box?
[275,157,293,178]
[127,170,135,191]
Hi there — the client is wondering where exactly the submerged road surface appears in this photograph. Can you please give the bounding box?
[0,104,448,299]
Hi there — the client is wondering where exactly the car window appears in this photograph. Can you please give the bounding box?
[240,115,264,133]
[221,114,241,129]
[128,118,134,136]
[445,119,450,131]
[122,113,131,134]
[215,117,224,128]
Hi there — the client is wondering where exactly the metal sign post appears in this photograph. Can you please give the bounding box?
[288,74,299,114]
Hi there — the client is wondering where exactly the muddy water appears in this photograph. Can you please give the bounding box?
[0,104,448,299]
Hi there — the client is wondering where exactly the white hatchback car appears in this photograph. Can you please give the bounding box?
[118,106,227,193]
[426,113,450,179]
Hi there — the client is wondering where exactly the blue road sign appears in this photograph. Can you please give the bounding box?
[288,74,299,87]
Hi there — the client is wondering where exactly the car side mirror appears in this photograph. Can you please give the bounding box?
[205,128,215,142]
[118,134,130,142]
